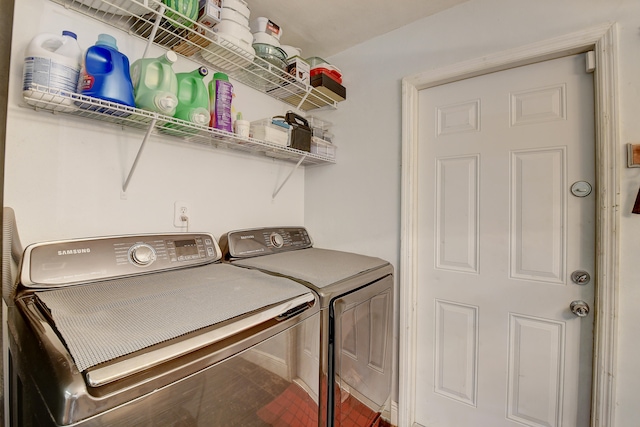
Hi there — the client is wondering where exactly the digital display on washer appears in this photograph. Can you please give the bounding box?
[174,239,199,258]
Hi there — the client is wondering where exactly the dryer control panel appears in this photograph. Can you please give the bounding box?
[221,227,313,259]
[21,233,220,288]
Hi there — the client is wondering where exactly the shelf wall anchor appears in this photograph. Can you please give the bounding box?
[122,117,158,193]
[272,154,307,199]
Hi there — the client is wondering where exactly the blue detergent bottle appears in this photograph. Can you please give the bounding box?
[77,34,135,107]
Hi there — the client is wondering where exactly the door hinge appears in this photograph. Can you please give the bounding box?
[586,51,596,73]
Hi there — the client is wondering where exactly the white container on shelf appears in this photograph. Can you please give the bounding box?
[23,30,82,110]
[220,6,248,25]
[222,0,250,19]
[214,19,253,46]
[250,118,289,146]
[252,31,280,47]
[280,45,301,59]
[311,136,337,158]
[250,17,282,40]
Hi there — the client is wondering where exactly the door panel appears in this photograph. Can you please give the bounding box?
[415,54,594,426]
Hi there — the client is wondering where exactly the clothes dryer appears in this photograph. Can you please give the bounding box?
[220,227,394,427]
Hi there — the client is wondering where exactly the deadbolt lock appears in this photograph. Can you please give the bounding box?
[571,181,592,197]
[571,270,591,285]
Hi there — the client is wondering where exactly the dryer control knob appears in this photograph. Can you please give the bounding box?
[270,233,284,248]
[129,243,157,266]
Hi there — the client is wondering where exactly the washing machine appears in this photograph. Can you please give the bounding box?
[220,227,394,427]
[7,232,321,426]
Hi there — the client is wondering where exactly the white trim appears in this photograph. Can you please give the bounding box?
[399,23,619,427]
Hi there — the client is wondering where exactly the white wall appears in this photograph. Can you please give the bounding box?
[6,0,306,247]
[306,0,640,425]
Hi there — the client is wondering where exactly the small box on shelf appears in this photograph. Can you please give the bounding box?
[311,137,337,159]
[286,57,310,85]
[250,118,290,146]
[310,73,345,102]
[198,0,222,30]
[306,116,333,140]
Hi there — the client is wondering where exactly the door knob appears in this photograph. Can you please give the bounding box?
[570,300,590,317]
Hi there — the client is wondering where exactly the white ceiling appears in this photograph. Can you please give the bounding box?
[246,0,470,59]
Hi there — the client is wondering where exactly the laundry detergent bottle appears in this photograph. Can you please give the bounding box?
[130,51,179,116]
[174,66,209,125]
[209,72,233,132]
[77,34,135,107]
[23,30,82,102]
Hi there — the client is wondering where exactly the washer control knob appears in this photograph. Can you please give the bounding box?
[129,243,157,266]
[270,233,284,248]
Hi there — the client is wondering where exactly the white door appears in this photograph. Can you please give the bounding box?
[414,54,595,427]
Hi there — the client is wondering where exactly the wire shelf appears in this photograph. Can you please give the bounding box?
[23,85,336,166]
[49,0,339,111]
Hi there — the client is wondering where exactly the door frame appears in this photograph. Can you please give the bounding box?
[399,23,619,427]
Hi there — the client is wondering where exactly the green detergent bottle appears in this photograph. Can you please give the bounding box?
[130,51,178,116]
[163,66,209,136]
[175,66,209,125]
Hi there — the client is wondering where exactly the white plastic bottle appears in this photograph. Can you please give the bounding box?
[23,30,82,109]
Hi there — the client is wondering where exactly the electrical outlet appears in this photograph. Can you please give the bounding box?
[174,201,191,227]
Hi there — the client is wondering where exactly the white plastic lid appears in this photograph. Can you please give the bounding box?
[165,50,178,63]
[191,110,209,125]
[156,96,177,110]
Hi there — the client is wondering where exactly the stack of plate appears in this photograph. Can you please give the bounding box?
[200,0,255,72]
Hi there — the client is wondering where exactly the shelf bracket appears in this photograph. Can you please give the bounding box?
[122,117,157,193]
[272,154,307,199]
[296,86,313,111]
[142,4,167,58]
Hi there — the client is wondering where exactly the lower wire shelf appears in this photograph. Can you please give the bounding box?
[22,85,337,167]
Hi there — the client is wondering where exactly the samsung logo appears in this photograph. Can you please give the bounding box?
[58,248,91,256]
[240,235,254,240]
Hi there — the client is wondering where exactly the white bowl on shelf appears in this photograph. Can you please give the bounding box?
[280,45,301,59]
[252,31,280,47]
[220,7,249,26]
[250,17,282,40]
[214,19,253,46]
[222,0,250,19]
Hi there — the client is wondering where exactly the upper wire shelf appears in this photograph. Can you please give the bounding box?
[49,0,339,111]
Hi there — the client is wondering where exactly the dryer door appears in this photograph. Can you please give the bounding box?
[331,275,393,426]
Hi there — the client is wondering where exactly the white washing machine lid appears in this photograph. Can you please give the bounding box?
[230,248,389,289]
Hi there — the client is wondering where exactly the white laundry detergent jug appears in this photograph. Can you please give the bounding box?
[23,30,82,110]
